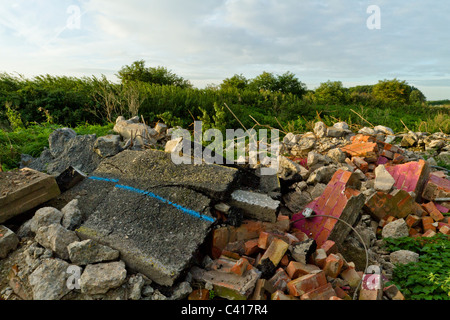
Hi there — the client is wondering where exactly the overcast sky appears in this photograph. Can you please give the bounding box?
[0,0,449,100]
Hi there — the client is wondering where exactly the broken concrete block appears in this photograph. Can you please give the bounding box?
[277,156,309,181]
[68,239,120,266]
[80,261,127,295]
[313,122,327,138]
[382,219,409,239]
[0,169,61,224]
[283,191,313,213]
[306,165,338,185]
[190,266,261,300]
[0,225,19,259]
[374,165,396,192]
[385,160,430,201]
[73,149,237,287]
[230,190,280,223]
[114,116,157,145]
[327,148,347,164]
[35,224,80,260]
[292,169,365,247]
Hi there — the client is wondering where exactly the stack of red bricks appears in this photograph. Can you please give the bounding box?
[188,217,364,301]
[340,134,407,179]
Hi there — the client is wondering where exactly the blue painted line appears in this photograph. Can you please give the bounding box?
[88,176,215,223]
[89,176,120,183]
[115,184,216,223]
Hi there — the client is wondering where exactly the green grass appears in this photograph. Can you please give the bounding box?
[0,123,114,171]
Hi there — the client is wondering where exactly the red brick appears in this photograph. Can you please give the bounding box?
[422,216,437,232]
[422,202,445,222]
[352,157,369,173]
[300,283,337,300]
[406,215,421,228]
[439,225,450,235]
[271,291,299,300]
[188,289,210,300]
[323,254,344,278]
[334,286,352,300]
[340,267,362,288]
[244,239,260,256]
[385,160,430,200]
[422,230,437,238]
[268,268,291,293]
[422,175,450,202]
[280,255,290,268]
[287,271,327,297]
[320,240,338,255]
[286,261,321,279]
[230,258,250,276]
[341,142,378,158]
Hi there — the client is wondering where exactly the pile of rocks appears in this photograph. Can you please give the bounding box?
[1,118,449,301]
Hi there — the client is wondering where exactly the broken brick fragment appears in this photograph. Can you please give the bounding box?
[422,202,445,222]
[287,271,327,297]
[364,189,417,221]
[384,160,430,201]
[286,261,321,279]
[422,174,450,202]
[292,169,365,247]
[323,254,344,279]
[300,283,337,300]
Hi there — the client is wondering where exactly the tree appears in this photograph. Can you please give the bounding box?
[372,79,411,105]
[409,87,427,105]
[248,71,307,97]
[220,74,249,90]
[313,81,349,105]
[117,60,192,88]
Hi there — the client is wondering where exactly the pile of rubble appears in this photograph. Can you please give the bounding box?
[0,117,449,301]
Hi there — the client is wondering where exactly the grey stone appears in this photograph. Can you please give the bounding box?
[390,250,420,265]
[382,219,409,239]
[427,140,445,150]
[48,128,77,157]
[67,239,120,265]
[306,165,338,185]
[168,282,193,300]
[358,127,376,136]
[30,207,63,233]
[283,192,312,213]
[80,261,127,295]
[333,122,349,131]
[114,117,157,146]
[277,156,309,181]
[28,258,72,300]
[374,165,396,193]
[61,199,83,231]
[374,126,395,136]
[0,225,19,258]
[313,122,327,138]
[327,127,348,138]
[94,135,122,158]
[327,148,347,163]
[309,183,327,199]
[230,190,280,223]
[290,239,317,264]
[128,274,145,300]
[35,224,79,260]
[155,123,168,134]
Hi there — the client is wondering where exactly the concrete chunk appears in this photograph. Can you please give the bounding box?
[230,190,280,223]
[0,225,19,259]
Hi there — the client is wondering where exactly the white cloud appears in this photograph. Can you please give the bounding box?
[0,0,448,99]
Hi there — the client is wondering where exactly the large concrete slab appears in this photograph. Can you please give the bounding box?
[74,149,239,287]
[0,168,61,224]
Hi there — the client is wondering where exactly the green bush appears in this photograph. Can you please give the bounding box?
[383,234,450,300]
